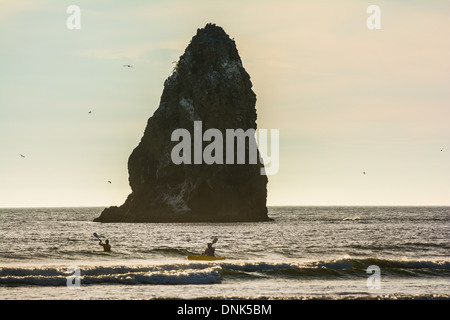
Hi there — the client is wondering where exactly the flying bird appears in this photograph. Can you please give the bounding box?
[108,181,111,184]
[123,64,134,68]
[20,154,25,158]
[363,172,366,175]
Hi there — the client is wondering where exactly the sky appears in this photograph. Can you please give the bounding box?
[0,0,449,207]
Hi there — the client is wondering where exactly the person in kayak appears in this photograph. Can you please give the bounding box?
[98,239,111,252]
[203,242,215,256]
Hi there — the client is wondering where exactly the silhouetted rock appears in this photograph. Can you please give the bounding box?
[94,23,269,222]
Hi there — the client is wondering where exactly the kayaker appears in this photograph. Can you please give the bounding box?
[99,239,111,252]
[203,242,215,256]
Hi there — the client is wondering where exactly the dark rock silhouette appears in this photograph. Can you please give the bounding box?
[94,23,269,222]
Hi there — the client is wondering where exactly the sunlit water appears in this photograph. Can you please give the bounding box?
[0,206,449,299]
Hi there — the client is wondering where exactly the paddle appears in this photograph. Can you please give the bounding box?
[93,232,104,242]
[212,237,218,244]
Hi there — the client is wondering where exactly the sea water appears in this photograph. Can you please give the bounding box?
[0,206,449,300]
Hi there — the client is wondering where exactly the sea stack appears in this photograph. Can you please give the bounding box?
[94,23,269,222]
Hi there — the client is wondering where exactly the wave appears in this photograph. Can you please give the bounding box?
[0,264,222,286]
[0,246,196,262]
[306,257,450,271]
[1,258,448,287]
[221,258,450,279]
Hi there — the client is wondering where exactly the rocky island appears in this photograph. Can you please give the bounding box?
[94,23,269,222]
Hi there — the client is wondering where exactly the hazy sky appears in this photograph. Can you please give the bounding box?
[1,0,449,207]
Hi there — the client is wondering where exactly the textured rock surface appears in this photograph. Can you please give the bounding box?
[94,24,269,222]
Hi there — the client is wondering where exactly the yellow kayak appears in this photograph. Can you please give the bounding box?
[187,255,226,261]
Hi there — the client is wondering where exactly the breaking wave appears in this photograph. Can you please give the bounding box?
[1,258,448,287]
[0,264,222,286]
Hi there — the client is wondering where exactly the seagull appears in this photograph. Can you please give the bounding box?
[123,64,134,68]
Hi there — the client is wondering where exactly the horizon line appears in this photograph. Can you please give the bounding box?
[1,204,449,209]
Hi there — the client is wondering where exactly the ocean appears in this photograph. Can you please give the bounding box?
[0,206,449,301]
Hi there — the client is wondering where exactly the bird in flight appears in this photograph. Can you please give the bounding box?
[108,181,111,184]
[89,111,92,114]
[20,154,25,158]
[362,171,366,175]
[123,64,134,68]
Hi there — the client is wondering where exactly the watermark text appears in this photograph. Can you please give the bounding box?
[171,121,279,175]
